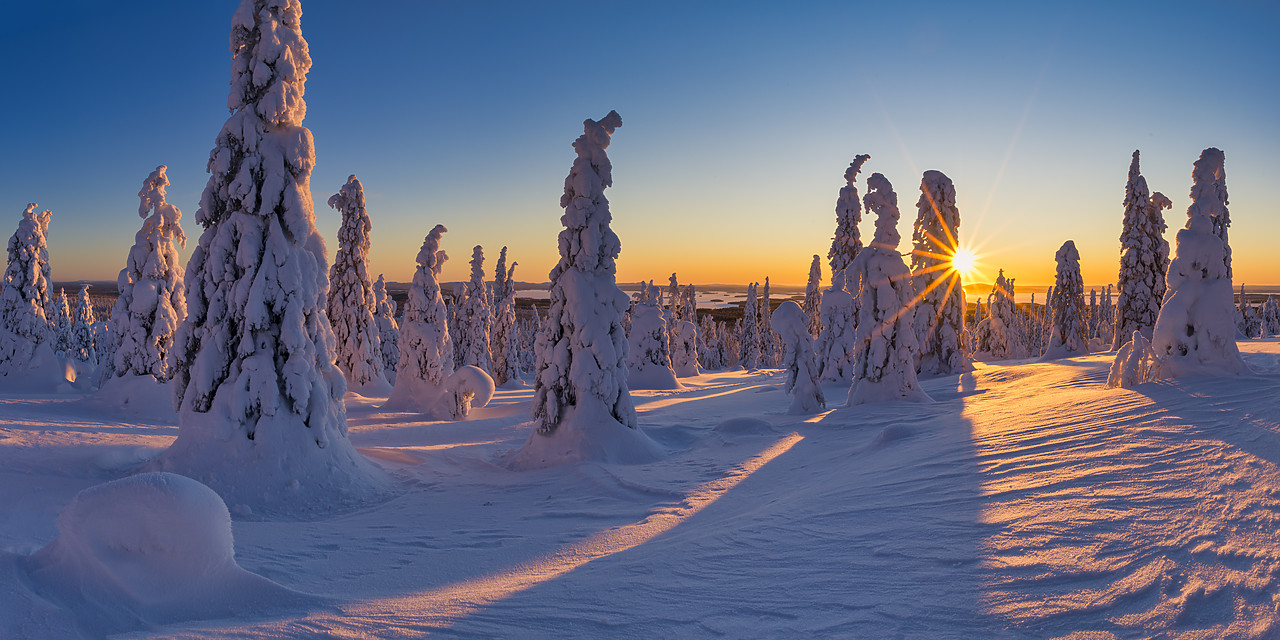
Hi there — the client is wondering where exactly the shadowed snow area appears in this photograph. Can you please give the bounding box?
[3,344,1280,637]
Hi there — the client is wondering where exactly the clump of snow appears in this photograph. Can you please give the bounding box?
[910,170,968,376]
[514,110,660,468]
[25,472,307,634]
[1105,330,1160,388]
[1042,240,1089,360]
[156,0,391,514]
[326,174,390,395]
[847,173,931,405]
[770,300,824,414]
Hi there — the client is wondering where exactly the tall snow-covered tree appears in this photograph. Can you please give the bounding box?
[386,225,453,408]
[50,289,72,356]
[514,111,657,467]
[326,174,388,392]
[457,245,493,372]
[1189,148,1230,276]
[815,270,856,382]
[106,165,187,381]
[627,282,681,389]
[740,282,761,370]
[771,300,824,414]
[156,0,387,512]
[490,248,520,386]
[1113,151,1170,349]
[972,270,1027,360]
[848,173,930,404]
[1043,240,1088,359]
[910,170,967,376]
[759,277,780,367]
[803,255,822,337]
[829,154,871,283]
[1,203,53,345]
[372,274,399,375]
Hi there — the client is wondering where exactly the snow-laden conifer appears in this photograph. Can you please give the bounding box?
[803,255,822,337]
[771,300,824,414]
[972,270,1028,360]
[848,173,930,404]
[1043,240,1089,359]
[671,320,700,378]
[910,170,967,376]
[815,270,856,382]
[1113,151,1170,349]
[490,247,520,386]
[1189,148,1230,276]
[740,282,761,370]
[627,282,681,389]
[513,111,658,468]
[0,203,53,346]
[759,277,781,368]
[106,166,187,381]
[458,246,493,372]
[50,289,72,357]
[325,174,388,392]
[385,225,454,409]
[67,285,98,364]
[828,155,871,283]
[155,0,388,512]
[372,274,399,376]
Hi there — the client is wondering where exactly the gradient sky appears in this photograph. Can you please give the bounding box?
[1,1,1277,288]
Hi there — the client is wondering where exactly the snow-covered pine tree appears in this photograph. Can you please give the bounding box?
[671,319,701,378]
[682,284,696,323]
[106,165,187,382]
[50,289,72,357]
[0,204,53,360]
[771,300,824,414]
[828,155,871,284]
[972,270,1027,360]
[514,110,658,467]
[385,225,454,409]
[1043,240,1088,359]
[910,170,967,376]
[68,285,98,363]
[1189,148,1230,276]
[490,249,520,386]
[156,0,387,511]
[740,282,761,370]
[1099,284,1115,346]
[627,282,681,389]
[372,274,399,376]
[325,174,388,392]
[458,245,493,372]
[848,173,930,404]
[1113,151,1171,349]
[803,254,822,337]
[1237,284,1261,338]
[815,270,856,382]
[759,277,779,368]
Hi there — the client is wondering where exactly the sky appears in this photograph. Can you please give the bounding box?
[1,1,1277,288]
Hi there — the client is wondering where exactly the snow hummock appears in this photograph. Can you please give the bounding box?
[22,472,307,635]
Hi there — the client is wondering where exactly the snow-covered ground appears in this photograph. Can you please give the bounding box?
[4,342,1280,638]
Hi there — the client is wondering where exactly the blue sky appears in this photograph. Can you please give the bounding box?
[1,1,1277,287]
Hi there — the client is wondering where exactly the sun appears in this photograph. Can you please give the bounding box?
[950,247,977,278]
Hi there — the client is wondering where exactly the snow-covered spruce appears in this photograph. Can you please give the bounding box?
[154,0,390,514]
[1188,148,1230,277]
[372,274,399,377]
[458,245,493,372]
[49,289,72,356]
[383,226,491,416]
[815,270,856,382]
[910,170,968,376]
[1114,150,1249,386]
[972,270,1028,360]
[104,165,187,383]
[0,204,56,377]
[740,282,762,370]
[512,111,659,469]
[490,247,521,387]
[771,300,824,414]
[760,277,780,367]
[627,282,681,390]
[803,255,822,337]
[326,175,389,394]
[68,285,98,364]
[828,154,871,284]
[1113,151,1170,349]
[672,320,701,377]
[848,173,931,405]
[1043,240,1089,360]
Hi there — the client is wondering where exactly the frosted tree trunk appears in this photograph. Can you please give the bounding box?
[155,0,388,513]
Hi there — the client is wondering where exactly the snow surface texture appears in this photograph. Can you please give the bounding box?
[156,0,390,516]
[1043,240,1089,360]
[516,110,659,469]
[771,300,824,414]
[18,473,308,636]
[106,166,187,384]
[910,169,968,376]
[627,283,681,390]
[326,174,390,395]
[1113,151,1170,349]
[10,343,1280,637]
[848,173,931,405]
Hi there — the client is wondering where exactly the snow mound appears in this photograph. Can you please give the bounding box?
[382,365,494,419]
[0,337,74,392]
[79,374,178,422]
[25,473,310,635]
[505,404,663,470]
